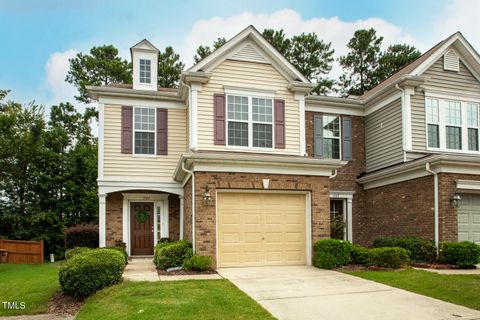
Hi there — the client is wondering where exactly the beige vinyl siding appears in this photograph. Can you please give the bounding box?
[411,88,426,151]
[365,98,403,172]
[197,59,300,155]
[103,104,187,182]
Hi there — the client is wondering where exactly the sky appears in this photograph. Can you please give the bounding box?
[0,0,479,111]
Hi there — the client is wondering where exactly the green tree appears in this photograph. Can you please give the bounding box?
[66,45,132,103]
[375,44,421,81]
[158,46,185,88]
[262,29,291,56]
[338,28,384,96]
[193,37,227,63]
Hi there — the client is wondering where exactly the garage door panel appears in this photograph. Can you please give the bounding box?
[473,214,480,225]
[218,192,307,268]
[458,194,480,244]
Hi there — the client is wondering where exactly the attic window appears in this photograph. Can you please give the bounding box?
[443,49,459,72]
[139,59,152,83]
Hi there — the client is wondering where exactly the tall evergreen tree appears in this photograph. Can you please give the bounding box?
[193,37,227,63]
[262,29,291,57]
[158,46,185,88]
[375,44,421,81]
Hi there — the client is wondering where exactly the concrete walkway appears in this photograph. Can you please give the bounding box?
[218,266,480,320]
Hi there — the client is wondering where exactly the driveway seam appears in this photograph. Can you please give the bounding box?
[256,288,396,301]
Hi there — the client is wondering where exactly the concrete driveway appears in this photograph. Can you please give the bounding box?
[218,266,480,320]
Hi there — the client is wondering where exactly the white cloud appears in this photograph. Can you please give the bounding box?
[175,9,426,78]
[44,49,78,105]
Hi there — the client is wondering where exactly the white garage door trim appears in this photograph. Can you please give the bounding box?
[215,189,312,268]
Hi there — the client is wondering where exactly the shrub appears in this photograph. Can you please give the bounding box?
[64,224,99,249]
[312,239,352,269]
[59,248,126,297]
[373,236,435,262]
[65,247,92,260]
[350,244,372,265]
[440,241,480,268]
[154,240,193,269]
[105,246,128,265]
[182,255,213,271]
[369,247,410,269]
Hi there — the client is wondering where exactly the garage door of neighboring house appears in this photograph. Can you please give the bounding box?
[458,194,480,244]
[217,192,307,268]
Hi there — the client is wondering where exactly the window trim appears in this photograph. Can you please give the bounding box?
[132,106,157,157]
[425,96,480,154]
[225,93,275,151]
[314,114,342,160]
[139,59,152,84]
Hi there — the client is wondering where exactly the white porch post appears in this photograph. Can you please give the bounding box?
[179,195,184,240]
[347,198,353,243]
[98,193,107,247]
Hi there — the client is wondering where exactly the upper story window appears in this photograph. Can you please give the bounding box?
[139,59,152,84]
[314,114,341,160]
[425,97,480,153]
[227,95,273,149]
[134,107,155,155]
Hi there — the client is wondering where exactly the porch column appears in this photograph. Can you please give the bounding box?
[99,193,106,247]
[347,198,353,242]
[179,195,184,240]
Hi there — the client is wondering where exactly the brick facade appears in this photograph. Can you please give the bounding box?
[359,176,435,246]
[186,172,331,264]
[183,178,193,242]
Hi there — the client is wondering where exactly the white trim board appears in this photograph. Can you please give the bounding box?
[99,97,186,109]
[98,180,183,196]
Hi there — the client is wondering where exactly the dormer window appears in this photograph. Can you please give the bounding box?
[139,59,152,84]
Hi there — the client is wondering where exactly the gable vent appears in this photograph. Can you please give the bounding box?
[443,49,459,72]
[231,43,267,63]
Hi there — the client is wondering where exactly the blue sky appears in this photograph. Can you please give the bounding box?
[0,0,476,108]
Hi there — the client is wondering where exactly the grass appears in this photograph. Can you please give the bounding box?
[0,262,60,316]
[346,269,480,310]
[77,280,275,320]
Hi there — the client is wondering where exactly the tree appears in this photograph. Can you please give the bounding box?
[262,29,291,57]
[158,46,185,88]
[290,33,335,94]
[66,45,132,103]
[193,37,227,63]
[375,44,421,81]
[338,28,384,96]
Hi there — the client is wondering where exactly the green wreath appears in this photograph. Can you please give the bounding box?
[134,210,149,223]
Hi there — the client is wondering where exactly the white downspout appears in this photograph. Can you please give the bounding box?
[426,162,439,256]
[329,169,338,180]
[181,161,195,253]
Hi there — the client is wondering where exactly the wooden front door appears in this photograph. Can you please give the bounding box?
[130,202,154,255]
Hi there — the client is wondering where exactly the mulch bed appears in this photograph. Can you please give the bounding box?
[335,264,405,272]
[157,269,217,276]
[47,291,84,316]
[411,262,477,270]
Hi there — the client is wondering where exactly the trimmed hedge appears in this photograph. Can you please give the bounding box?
[350,244,371,265]
[440,241,480,268]
[373,236,435,262]
[64,224,99,249]
[154,240,193,270]
[369,247,410,269]
[182,255,212,271]
[59,248,126,297]
[313,239,352,269]
[65,247,92,260]
[105,246,128,265]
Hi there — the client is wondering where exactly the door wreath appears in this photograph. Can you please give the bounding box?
[134,209,149,223]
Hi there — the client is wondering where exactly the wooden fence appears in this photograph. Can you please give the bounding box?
[0,239,44,264]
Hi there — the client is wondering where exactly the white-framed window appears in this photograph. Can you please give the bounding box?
[425,97,480,153]
[322,115,341,159]
[134,107,155,155]
[227,95,273,149]
[139,59,151,84]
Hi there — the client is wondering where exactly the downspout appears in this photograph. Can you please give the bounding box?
[329,169,338,180]
[181,160,195,253]
[425,162,439,257]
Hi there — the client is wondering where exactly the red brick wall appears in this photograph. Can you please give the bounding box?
[359,176,435,246]
[183,178,193,242]
[106,192,123,246]
[192,172,331,264]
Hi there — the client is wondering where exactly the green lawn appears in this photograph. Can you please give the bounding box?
[347,269,480,310]
[0,263,60,316]
[77,280,275,320]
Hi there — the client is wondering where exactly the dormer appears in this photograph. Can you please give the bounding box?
[131,39,159,91]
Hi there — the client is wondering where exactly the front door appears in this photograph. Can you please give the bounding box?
[130,202,154,255]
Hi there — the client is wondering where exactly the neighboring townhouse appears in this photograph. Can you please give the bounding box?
[88,26,480,268]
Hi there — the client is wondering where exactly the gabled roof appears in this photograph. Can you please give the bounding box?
[187,25,310,83]
[361,32,480,101]
[130,39,159,55]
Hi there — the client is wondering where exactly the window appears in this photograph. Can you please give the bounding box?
[134,107,155,155]
[426,98,439,148]
[139,59,151,84]
[467,103,479,151]
[227,95,273,148]
[322,115,340,159]
[445,101,462,150]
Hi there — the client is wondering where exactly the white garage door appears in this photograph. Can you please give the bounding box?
[458,194,480,244]
[217,192,307,268]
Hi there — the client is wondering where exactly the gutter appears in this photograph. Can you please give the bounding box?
[181,161,195,252]
[425,162,439,257]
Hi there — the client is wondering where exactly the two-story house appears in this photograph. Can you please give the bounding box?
[88,26,480,268]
